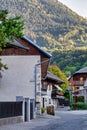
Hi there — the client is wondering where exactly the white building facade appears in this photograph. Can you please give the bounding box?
[0,55,41,123]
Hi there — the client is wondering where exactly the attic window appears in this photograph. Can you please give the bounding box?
[80,77,83,84]
[80,77,83,81]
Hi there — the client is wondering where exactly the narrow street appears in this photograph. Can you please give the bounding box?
[0,109,87,130]
[32,110,87,130]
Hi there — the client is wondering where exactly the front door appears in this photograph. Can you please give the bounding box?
[25,101,27,121]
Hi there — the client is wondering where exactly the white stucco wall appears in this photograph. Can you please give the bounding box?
[41,84,53,108]
[0,55,40,101]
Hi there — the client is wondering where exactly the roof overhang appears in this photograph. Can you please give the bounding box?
[7,37,29,50]
[45,71,65,84]
[54,85,63,91]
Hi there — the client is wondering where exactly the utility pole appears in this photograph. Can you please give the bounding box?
[74,80,76,110]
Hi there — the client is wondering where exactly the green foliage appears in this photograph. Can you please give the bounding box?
[64,90,70,100]
[1,1,87,75]
[0,10,24,70]
[77,96,84,102]
[48,65,69,91]
[51,49,87,76]
[0,10,24,51]
[72,102,87,110]
[41,107,45,113]
[0,0,87,51]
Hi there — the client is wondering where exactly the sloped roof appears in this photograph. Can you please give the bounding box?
[22,36,52,58]
[84,79,87,87]
[74,67,87,74]
[7,37,29,50]
[68,67,87,80]
[46,71,65,84]
[54,85,63,91]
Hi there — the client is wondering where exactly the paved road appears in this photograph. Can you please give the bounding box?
[0,110,87,130]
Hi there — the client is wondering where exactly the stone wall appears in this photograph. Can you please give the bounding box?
[0,116,23,126]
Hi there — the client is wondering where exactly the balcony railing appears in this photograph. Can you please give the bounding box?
[72,88,85,96]
[70,80,85,86]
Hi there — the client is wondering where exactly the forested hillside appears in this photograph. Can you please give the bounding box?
[0,0,87,75]
[0,0,87,50]
[51,49,87,76]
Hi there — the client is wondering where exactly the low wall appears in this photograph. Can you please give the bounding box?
[0,116,23,126]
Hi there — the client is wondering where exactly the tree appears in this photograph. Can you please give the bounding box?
[0,10,24,70]
[48,65,69,91]
[64,90,70,100]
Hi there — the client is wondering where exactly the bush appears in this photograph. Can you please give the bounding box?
[77,96,84,102]
[71,102,87,110]
[41,107,45,113]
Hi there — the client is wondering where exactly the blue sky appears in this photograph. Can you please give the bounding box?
[58,0,87,18]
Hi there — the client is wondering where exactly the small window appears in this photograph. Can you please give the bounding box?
[42,82,47,90]
[48,84,51,91]
[49,99,51,104]
[80,77,83,81]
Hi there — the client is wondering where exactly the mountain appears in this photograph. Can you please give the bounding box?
[0,0,87,75]
[0,0,87,51]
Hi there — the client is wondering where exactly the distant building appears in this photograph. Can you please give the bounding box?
[41,71,64,109]
[68,67,87,102]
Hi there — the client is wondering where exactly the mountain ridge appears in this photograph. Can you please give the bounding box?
[0,0,87,75]
[0,0,87,51]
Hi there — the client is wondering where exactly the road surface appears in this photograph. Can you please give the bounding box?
[33,110,87,130]
[0,110,87,130]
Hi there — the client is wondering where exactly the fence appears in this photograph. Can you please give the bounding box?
[0,102,22,118]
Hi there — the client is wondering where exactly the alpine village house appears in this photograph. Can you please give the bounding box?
[0,36,64,125]
[68,67,87,103]
[0,36,52,125]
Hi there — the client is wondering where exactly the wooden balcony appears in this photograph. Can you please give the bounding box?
[51,91,64,99]
[70,80,85,86]
[72,88,85,97]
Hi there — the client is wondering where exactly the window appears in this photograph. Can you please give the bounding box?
[80,77,83,81]
[48,84,51,91]
[42,82,47,90]
[37,83,41,91]
[49,99,51,104]
[80,77,83,84]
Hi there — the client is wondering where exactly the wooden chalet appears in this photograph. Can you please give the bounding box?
[69,67,87,102]
[0,36,52,79]
[41,71,65,109]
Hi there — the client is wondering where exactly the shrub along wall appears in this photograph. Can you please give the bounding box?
[72,102,87,110]
[76,96,84,102]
